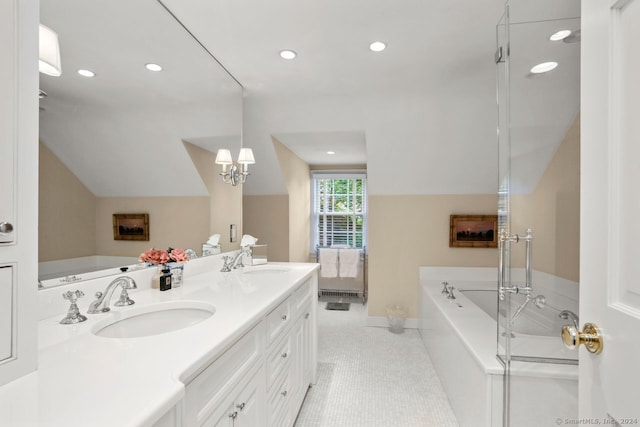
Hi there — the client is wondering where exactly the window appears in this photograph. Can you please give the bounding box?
[311,172,367,249]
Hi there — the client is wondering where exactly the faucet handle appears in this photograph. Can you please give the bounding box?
[62,290,84,303]
[220,256,233,272]
[441,281,449,294]
[446,286,456,300]
[60,290,88,324]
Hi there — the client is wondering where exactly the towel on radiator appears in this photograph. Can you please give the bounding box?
[319,248,338,278]
[339,248,360,278]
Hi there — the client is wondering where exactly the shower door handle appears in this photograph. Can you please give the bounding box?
[562,322,603,354]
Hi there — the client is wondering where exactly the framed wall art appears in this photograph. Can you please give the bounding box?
[113,213,149,241]
[449,214,498,248]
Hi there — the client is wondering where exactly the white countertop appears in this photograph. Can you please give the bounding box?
[0,261,319,427]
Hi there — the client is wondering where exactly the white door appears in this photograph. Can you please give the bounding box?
[580,0,640,422]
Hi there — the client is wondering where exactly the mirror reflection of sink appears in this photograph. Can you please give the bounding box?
[93,301,215,339]
[242,268,289,275]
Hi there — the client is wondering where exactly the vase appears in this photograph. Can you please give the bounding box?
[167,262,184,287]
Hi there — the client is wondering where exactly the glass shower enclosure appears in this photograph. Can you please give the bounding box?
[496,0,581,425]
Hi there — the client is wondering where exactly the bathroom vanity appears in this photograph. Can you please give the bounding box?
[0,257,318,427]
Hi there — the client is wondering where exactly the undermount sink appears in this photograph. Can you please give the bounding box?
[93,301,215,339]
[242,267,289,275]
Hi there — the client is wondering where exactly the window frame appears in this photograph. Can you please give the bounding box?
[310,171,367,251]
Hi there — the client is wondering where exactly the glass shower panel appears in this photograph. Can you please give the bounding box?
[496,0,581,425]
[506,8,580,366]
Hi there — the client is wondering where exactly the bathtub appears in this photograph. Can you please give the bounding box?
[419,267,578,427]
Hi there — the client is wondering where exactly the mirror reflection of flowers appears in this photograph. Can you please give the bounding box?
[167,247,189,263]
[140,247,190,265]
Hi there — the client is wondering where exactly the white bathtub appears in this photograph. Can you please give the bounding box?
[419,267,578,427]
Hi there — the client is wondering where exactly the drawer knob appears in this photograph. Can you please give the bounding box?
[281,390,288,397]
[236,402,245,411]
[281,352,288,359]
[304,312,310,319]
[229,411,238,419]
[281,314,287,321]
[0,222,13,234]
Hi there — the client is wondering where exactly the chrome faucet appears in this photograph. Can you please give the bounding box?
[87,276,137,314]
[559,309,579,330]
[220,247,251,272]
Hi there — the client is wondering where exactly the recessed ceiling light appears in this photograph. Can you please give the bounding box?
[369,41,386,52]
[327,151,336,155]
[77,69,95,77]
[279,50,297,60]
[550,30,572,41]
[530,61,558,74]
[145,63,162,72]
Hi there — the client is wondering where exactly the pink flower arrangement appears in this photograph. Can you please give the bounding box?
[139,248,170,265]
[139,247,190,265]
[168,248,189,263]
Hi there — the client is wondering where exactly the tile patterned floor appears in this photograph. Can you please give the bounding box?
[294,298,459,427]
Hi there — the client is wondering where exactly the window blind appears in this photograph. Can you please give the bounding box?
[311,171,367,249]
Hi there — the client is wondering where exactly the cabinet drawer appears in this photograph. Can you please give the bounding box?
[291,279,312,320]
[268,371,291,427]
[266,333,291,388]
[266,297,291,344]
[185,321,264,425]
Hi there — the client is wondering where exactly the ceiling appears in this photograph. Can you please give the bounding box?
[39,0,581,196]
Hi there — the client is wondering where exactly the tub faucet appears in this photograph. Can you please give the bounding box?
[510,294,546,326]
[87,276,137,314]
[559,310,579,330]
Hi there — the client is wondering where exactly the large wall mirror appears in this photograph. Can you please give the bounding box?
[38,0,243,288]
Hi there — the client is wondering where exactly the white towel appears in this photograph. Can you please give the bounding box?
[339,249,360,278]
[319,248,338,278]
[206,234,220,245]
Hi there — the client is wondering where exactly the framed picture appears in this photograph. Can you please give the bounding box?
[449,214,498,248]
[113,213,149,241]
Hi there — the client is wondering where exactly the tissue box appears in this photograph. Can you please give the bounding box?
[202,243,221,257]
[249,245,267,265]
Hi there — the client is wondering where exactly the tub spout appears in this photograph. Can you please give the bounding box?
[559,309,579,330]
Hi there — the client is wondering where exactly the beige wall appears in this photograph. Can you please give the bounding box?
[96,197,210,257]
[272,137,310,262]
[243,195,289,262]
[39,143,97,261]
[184,141,243,252]
[367,194,499,317]
[511,115,580,282]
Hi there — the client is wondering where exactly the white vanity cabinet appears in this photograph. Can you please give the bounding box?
[204,365,266,427]
[266,277,315,427]
[185,322,266,427]
[182,272,317,427]
[289,292,314,420]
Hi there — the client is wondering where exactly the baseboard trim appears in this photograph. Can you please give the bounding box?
[366,316,418,329]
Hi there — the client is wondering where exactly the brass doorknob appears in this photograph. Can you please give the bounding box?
[561,322,603,354]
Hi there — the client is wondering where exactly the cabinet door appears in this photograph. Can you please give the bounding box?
[0,0,38,387]
[289,317,304,410]
[235,366,266,427]
[202,403,234,427]
[0,266,13,361]
[301,308,313,388]
[0,0,16,245]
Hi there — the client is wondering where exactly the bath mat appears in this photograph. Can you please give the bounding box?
[326,302,350,311]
